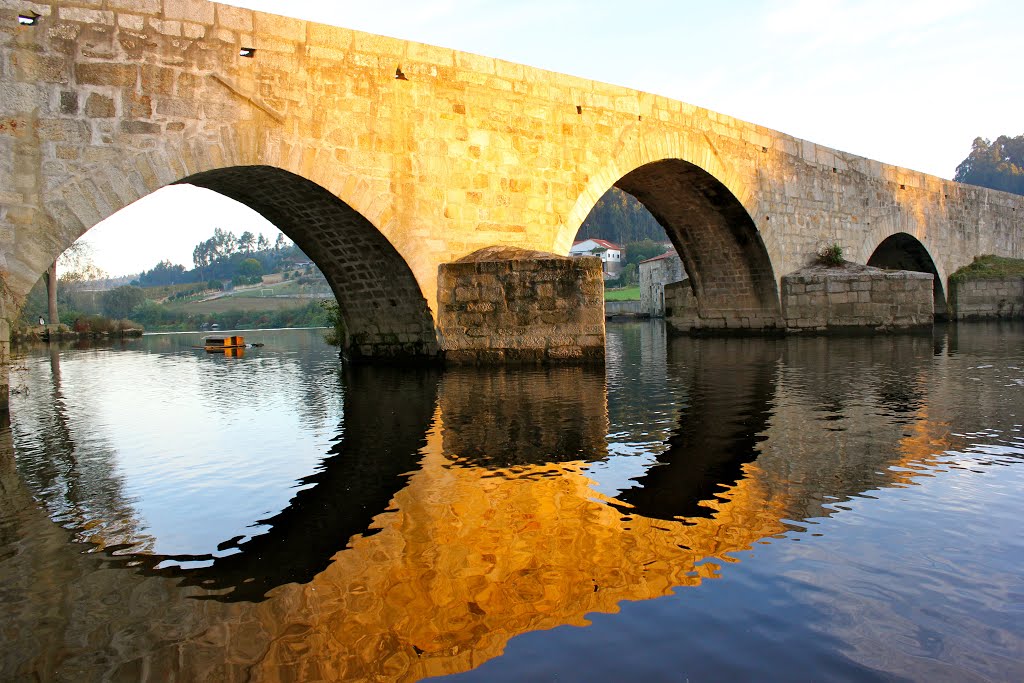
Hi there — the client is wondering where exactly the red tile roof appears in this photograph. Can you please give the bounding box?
[640,250,678,265]
[572,238,623,251]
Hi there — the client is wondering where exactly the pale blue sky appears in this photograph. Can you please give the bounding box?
[85,0,1023,276]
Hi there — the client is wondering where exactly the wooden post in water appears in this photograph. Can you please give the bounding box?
[44,261,58,326]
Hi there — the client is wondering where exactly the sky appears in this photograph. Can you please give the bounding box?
[82,0,1023,276]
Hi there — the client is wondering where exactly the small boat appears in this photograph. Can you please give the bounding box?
[192,335,266,353]
[204,334,245,350]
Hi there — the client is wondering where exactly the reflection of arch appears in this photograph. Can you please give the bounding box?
[867,232,946,319]
[114,365,441,602]
[178,167,438,359]
[573,156,781,332]
[613,336,779,520]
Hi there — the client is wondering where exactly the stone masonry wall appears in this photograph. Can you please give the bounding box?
[437,247,604,363]
[949,277,1024,320]
[639,252,685,317]
[782,264,933,332]
[1,0,1023,321]
[664,279,699,333]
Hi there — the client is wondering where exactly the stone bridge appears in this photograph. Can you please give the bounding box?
[1,1,1023,397]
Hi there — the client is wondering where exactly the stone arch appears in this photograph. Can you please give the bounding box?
[867,232,948,319]
[176,166,438,359]
[12,158,438,361]
[559,125,773,257]
[569,158,780,332]
[563,127,781,332]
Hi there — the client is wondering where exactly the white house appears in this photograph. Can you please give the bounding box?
[570,238,623,275]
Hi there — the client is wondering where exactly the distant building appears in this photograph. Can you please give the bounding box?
[570,238,623,275]
[639,249,687,317]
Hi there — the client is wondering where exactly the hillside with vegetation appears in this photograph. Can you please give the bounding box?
[19,230,333,333]
[954,135,1024,196]
[578,187,666,245]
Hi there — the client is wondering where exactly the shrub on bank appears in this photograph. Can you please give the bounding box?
[130,300,331,332]
[949,255,1024,282]
[72,315,142,336]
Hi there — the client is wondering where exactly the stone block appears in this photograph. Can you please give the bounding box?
[216,4,253,32]
[826,280,848,293]
[149,18,181,36]
[13,52,68,83]
[164,0,214,24]
[58,7,114,25]
[120,120,159,134]
[254,12,305,41]
[117,14,145,31]
[140,65,174,95]
[108,0,161,11]
[85,93,115,117]
[75,62,136,86]
[59,91,78,114]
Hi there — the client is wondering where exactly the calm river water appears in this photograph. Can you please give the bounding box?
[2,322,1022,681]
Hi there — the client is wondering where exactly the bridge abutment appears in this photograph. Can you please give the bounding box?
[437,248,605,364]
[781,265,934,332]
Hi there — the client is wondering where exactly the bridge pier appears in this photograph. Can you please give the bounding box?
[437,247,605,364]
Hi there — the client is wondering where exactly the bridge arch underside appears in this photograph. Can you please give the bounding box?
[614,159,782,332]
[867,233,946,320]
[177,166,438,360]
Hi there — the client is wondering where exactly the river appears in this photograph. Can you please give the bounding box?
[2,322,1022,681]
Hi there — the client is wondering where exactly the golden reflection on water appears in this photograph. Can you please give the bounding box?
[242,425,792,682]
[7,327,1015,682]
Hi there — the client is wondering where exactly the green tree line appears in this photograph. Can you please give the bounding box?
[578,187,666,245]
[135,229,296,287]
[954,134,1024,196]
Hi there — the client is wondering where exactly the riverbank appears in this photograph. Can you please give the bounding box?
[11,321,144,346]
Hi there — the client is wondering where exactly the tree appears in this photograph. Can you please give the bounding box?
[623,239,667,267]
[137,260,190,287]
[954,135,1024,196]
[51,241,106,323]
[579,187,665,245]
[274,233,289,251]
[101,285,146,320]
[193,242,211,279]
[210,228,238,259]
[238,231,256,253]
[233,257,264,285]
[257,234,270,251]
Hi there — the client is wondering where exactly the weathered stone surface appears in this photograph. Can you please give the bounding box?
[73,62,136,86]
[84,93,115,117]
[780,262,933,332]
[949,277,1024,319]
[439,248,605,363]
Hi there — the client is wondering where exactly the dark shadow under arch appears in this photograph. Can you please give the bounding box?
[110,365,441,602]
[867,233,946,320]
[177,166,438,360]
[607,159,781,332]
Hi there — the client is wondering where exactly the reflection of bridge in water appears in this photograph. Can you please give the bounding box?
[2,326,1015,681]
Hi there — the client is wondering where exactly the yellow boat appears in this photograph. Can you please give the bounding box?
[196,335,246,352]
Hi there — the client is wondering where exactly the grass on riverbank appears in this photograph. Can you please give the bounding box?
[604,285,641,301]
[133,299,330,332]
[949,255,1024,282]
[162,296,330,314]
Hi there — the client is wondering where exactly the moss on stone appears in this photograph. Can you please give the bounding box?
[950,255,1024,282]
